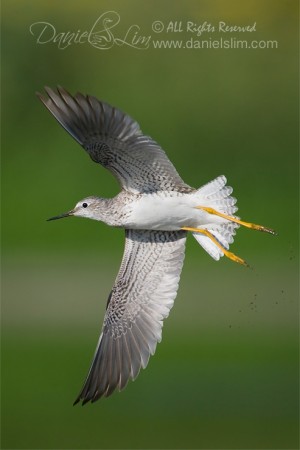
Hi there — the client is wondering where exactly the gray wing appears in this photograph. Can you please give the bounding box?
[37,86,191,194]
[74,229,186,404]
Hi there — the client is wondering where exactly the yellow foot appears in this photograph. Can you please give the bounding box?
[181,226,248,267]
[196,206,277,235]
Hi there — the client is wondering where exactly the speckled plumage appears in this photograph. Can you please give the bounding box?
[78,229,186,402]
[38,86,193,195]
[39,87,241,404]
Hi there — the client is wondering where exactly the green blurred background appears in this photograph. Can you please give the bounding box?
[2,1,299,449]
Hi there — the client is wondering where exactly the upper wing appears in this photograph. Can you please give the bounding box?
[74,229,187,404]
[37,86,191,194]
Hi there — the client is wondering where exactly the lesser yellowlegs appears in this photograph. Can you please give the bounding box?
[38,87,275,404]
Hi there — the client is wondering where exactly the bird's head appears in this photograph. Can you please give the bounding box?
[47,196,102,221]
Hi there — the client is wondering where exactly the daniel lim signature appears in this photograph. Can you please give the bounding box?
[29,11,151,50]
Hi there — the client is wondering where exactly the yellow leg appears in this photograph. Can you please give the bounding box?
[181,226,249,267]
[196,206,277,235]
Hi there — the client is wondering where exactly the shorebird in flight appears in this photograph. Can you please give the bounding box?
[38,87,275,404]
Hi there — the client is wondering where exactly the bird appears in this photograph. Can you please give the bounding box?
[38,86,276,405]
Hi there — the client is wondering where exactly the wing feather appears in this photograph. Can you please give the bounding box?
[118,336,131,391]
[74,229,186,404]
[37,87,192,194]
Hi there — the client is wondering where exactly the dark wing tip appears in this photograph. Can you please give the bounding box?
[82,397,92,406]
[72,230,187,405]
[36,90,47,103]
[37,86,141,151]
[36,86,86,145]
[73,391,96,406]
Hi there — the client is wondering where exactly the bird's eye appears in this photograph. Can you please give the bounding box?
[82,203,88,208]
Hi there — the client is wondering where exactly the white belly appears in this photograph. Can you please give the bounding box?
[124,193,219,231]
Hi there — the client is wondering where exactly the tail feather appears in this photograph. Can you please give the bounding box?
[193,176,239,260]
[193,233,223,260]
[197,175,227,196]
[196,175,238,215]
